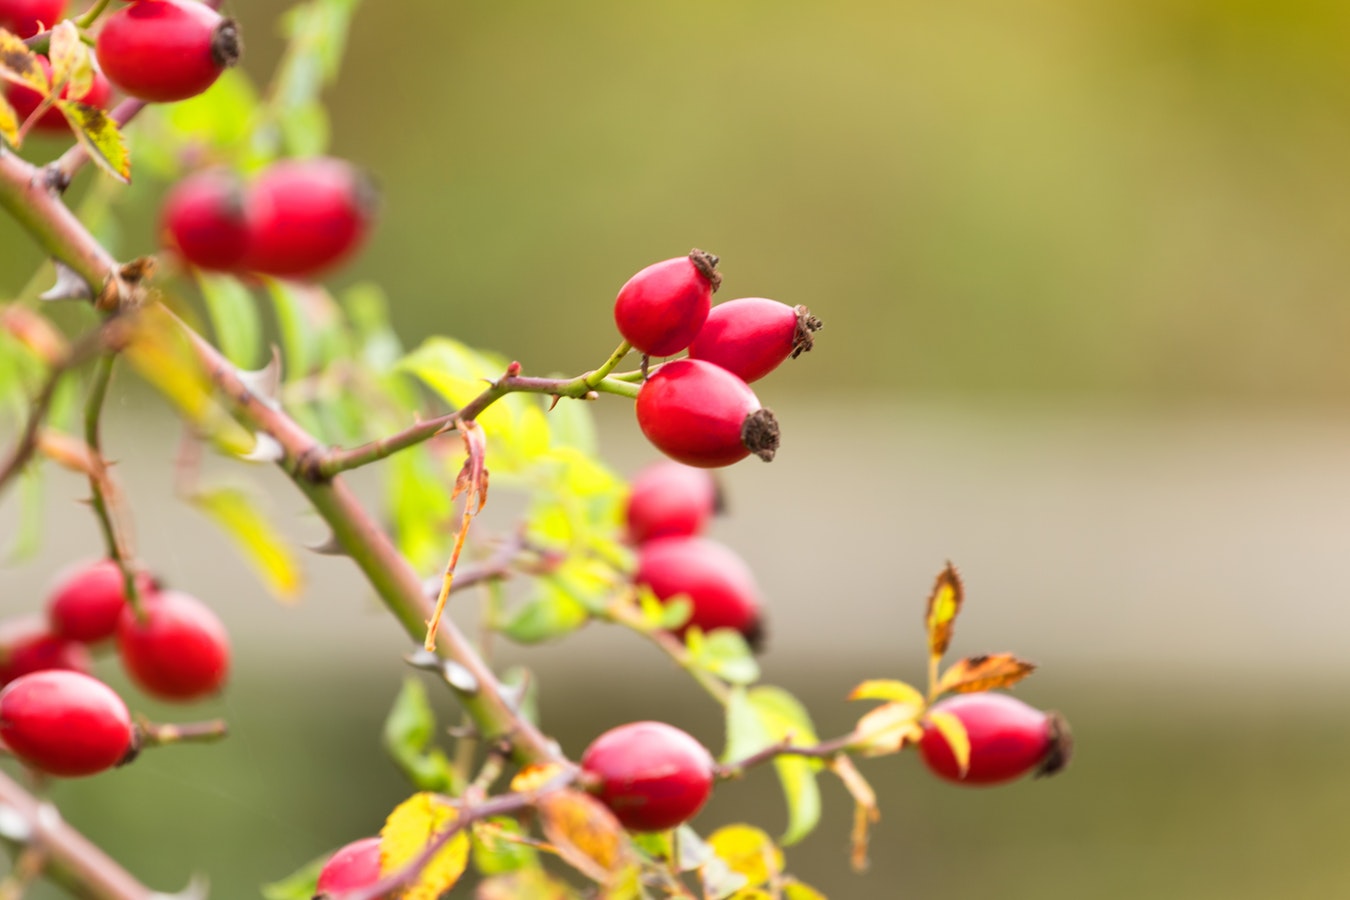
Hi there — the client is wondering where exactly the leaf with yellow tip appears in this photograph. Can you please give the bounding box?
[847,679,925,707]
[59,101,130,182]
[47,21,91,99]
[936,653,1036,695]
[190,485,304,602]
[707,824,783,890]
[0,30,48,92]
[537,789,634,886]
[379,792,470,900]
[924,562,964,659]
[926,709,971,777]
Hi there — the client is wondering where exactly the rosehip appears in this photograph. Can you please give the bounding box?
[0,670,133,777]
[635,358,779,468]
[635,536,764,648]
[47,558,155,644]
[0,616,91,685]
[241,157,377,279]
[613,250,720,357]
[160,169,249,271]
[116,590,230,701]
[625,460,720,545]
[580,721,715,832]
[688,297,823,383]
[918,692,1072,786]
[0,0,65,39]
[94,0,241,103]
[3,56,112,135]
[315,837,386,898]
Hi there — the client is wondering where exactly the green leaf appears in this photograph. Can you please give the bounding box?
[267,279,327,381]
[500,579,589,644]
[547,394,598,456]
[190,485,304,601]
[138,70,266,176]
[398,336,525,454]
[472,817,539,876]
[689,628,760,686]
[3,465,43,563]
[278,98,329,158]
[197,273,262,369]
[343,281,403,369]
[382,677,457,793]
[260,854,325,900]
[723,687,823,846]
[387,445,453,572]
[59,101,130,182]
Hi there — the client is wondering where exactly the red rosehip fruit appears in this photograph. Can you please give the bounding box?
[625,460,720,545]
[315,837,386,899]
[116,590,229,701]
[94,0,241,103]
[613,250,721,357]
[0,670,133,777]
[160,169,249,271]
[635,536,764,648]
[0,616,91,685]
[241,157,377,279]
[47,558,155,644]
[581,721,715,832]
[636,358,779,468]
[688,297,823,383]
[918,692,1073,786]
[3,56,112,135]
[0,0,65,38]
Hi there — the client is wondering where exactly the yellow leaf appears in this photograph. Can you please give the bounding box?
[728,891,773,900]
[707,825,783,890]
[0,30,48,92]
[510,763,567,794]
[852,701,924,756]
[925,709,971,778]
[48,21,91,100]
[190,485,304,601]
[924,562,964,659]
[847,679,925,707]
[936,653,1036,696]
[59,101,130,183]
[783,880,829,900]
[380,792,470,900]
[0,90,18,146]
[537,789,633,886]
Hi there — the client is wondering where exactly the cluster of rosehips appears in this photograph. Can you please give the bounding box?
[161,158,378,279]
[624,459,764,647]
[614,250,821,468]
[0,559,229,777]
[2,0,240,134]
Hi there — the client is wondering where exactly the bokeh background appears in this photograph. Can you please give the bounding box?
[5,0,1350,896]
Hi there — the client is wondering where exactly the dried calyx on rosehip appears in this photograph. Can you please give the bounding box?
[0,670,134,777]
[314,836,386,899]
[635,535,765,650]
[918,691,1072,786]
[580,721,715,832]
[624,459,721,545]
[3,56,112,136]
[117,589,230,701]
[636,358,779,467]
[95,0,241,103]
[614,249,721,357]
[689,296,823,383]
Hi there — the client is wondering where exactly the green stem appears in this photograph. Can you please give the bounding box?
[83,352,143,615]
[75,0,113,28]
[583,339,632,388]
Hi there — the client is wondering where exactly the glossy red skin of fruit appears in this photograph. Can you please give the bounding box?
[0,616,91,685]
[3,57,112,134]
[0,670,133,777]
[613,252,718,357]
[625,460,719,544]
[241,157,375,279]
[689,297,816,383]
[48,558,154,644]
[116,590,230,701]
[636,536,762,641]
[315,837,385,898]
[95,0,239,103]
[919,692,1056,786]
[0,0,65,38]
[636,359,772,468]
[160,169,249,271]
[581,721,714,832]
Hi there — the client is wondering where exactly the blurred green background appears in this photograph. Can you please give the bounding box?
[5,0,1350,897]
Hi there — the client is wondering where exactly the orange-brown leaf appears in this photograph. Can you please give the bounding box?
[537,789,633,885]
[924,562,964,659]
[828,757,878,873]
[936,653,1036,695]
